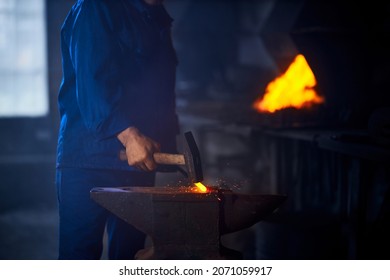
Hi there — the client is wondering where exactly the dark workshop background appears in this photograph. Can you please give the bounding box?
[1,0,390,260]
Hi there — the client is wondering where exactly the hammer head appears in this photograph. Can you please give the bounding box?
[183,131,203,183]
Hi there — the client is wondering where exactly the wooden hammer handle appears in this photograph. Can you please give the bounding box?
[119,150,185,165]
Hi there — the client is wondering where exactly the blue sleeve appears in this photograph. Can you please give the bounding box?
[70,0,134,140]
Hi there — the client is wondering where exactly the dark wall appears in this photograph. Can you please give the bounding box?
[0,0,74,212]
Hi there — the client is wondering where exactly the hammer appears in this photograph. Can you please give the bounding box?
[119,131,203,183]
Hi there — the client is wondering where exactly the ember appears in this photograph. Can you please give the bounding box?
[253,54,324,113]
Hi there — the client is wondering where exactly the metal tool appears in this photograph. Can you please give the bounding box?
[119,131,203,183]
[90,186,287,259]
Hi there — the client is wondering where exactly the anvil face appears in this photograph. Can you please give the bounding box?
[90,186,286,259]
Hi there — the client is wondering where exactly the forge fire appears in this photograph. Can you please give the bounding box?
[253,54,324,113]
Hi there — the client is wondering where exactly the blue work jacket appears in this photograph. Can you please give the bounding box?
[56,0,179,170]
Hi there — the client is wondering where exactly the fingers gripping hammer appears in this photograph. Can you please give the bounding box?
[119,131,203,183]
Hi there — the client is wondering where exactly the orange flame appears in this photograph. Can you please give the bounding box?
[253,54,324,113]
[194,182,208,193]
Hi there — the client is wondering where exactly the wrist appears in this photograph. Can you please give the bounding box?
[117,127,139,146]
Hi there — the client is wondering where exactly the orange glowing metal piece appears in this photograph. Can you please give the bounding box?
[194,182,208,193]
[253,54,324,113]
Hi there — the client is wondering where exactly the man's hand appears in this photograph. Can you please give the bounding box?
[117,127,161,171]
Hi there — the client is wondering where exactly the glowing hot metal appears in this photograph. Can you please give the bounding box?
[194,182,208,193]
